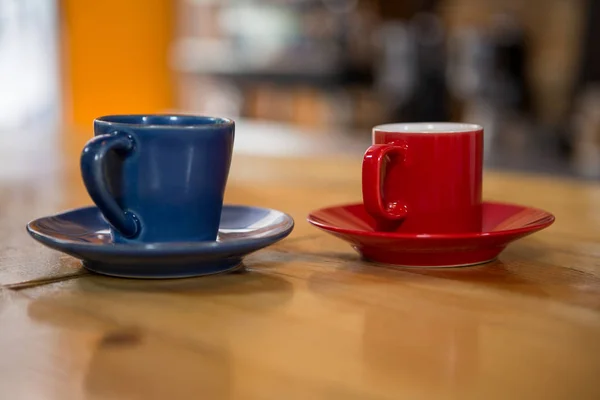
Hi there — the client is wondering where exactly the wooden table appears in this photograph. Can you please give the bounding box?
[1,131,600,400]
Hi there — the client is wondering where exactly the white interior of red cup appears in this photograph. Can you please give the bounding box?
[373,122,483,133]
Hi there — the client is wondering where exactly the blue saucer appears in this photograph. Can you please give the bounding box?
[26,205,294,279]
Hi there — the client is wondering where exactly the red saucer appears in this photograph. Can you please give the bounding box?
[307,201,555,267]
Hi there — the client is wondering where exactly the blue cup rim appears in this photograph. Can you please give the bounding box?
[94,114,234,130]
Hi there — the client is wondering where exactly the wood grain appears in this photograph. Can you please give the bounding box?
[1,135,600,399]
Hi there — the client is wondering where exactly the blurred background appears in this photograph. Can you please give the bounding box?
[1,0,600,179]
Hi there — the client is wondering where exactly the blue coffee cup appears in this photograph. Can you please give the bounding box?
[80,114,235,243]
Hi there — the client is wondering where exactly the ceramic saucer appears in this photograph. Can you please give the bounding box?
[307,201,554,267]
[27,205,294,279]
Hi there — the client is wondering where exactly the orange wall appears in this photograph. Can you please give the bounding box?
[60,0,176,130]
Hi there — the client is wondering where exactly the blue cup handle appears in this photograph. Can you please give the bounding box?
[80,131,140,238]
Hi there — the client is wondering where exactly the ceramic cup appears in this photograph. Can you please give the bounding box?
[80,114,235,243]
[362,122,483,233]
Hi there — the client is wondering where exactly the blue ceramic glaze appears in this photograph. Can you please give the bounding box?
[26,205,294,279]
[80,114,235,243]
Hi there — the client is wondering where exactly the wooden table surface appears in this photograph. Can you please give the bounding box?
[1,131,600,400]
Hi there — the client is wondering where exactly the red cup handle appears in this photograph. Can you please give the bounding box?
[362,144,408,221]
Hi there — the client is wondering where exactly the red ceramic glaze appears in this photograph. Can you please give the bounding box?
[362,123,483,234]
[307,201,555,267]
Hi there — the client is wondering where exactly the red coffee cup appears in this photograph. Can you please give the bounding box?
[362,122,483,233]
